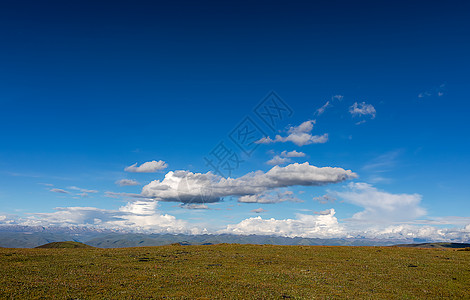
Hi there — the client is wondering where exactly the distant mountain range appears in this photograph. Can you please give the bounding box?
[392,242,470,249]
[1,225,467,248]
[0,225,120,234]
[0,225,120,248]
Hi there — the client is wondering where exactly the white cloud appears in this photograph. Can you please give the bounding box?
[222,209,345,238]
[222,205,469,241]
[26,201,198,234]
[367,175,392,184]
[141,162,357,203]
[362,150,403,184]
[117,201,194,232]
[2,202,469,242]
[30,206,121,226]
[116,179,140,186]
[315,101,331,116]
[256,136,275,144]
[256,120,328,146]
[356,224,470,243]
[251,208,267,213]
[418,92,432,98]
[349,102,376,119]
[289,120,315,134]
[333,183,426,223]
[266,150,307,167]
[50,188,69,194]
[125,160,168,173]
[105,191,149,199]
[418,84,445,99]
[355,120,366,125]
[313,194,336,204]
[266,155,291,165]
[68,186,98,193]
[238,190,300,204]
[281,150,306,157]
[412,216,470,226]
[362,150,402,172]
[0,215,15,224]
[4,206,468,242]
[314,209,334,215]
[178,204,210,210]
[332,95,344,101]
[315,95,344,116]
[275,133,329,146]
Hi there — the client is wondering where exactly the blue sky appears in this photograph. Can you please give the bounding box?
[1,0,469,241]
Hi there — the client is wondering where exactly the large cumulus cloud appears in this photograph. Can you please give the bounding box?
[222,209,345,238]
[141,162,357,203]
[333,182,426,223]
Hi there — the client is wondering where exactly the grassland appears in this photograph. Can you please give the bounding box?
[1,244,469,299]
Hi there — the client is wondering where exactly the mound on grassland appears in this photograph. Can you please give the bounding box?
[35,241,95,249]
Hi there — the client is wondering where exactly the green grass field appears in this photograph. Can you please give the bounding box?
[1,244,469,299]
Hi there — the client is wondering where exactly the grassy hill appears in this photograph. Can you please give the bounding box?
[393,242,470,249]
[1,244,469,298]
[35,241,94,249]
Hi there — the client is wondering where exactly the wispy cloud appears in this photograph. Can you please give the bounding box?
[251,208,267,213]
[50,188,69,194]
[361,150,403,184]
[418,83,446,98]
[266,150,306,165]
[418,91,432,98]
[349,102,376,122]
[238,190,300,204]
[281,150,306,157]
[315,101,331,116]
[314,95,343,116]
[178,204,210,210]
[125,160,168,173]
[68,186,98,193]
[266,155,291,166]
[314,209,334,215]
[105,191,150,199]
[256,120,328,146]
[332,95,344,101]
[116,179,140,186]
[362,150,402,172]
[367,175,392,184]
[313,194,336,204]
